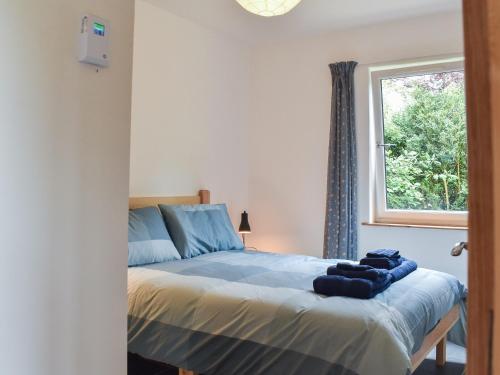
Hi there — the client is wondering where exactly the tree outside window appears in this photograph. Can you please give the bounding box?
[380,70,467,212]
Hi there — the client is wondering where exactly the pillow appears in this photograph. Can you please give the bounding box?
[159,204,244,258]
[128,206,181,266]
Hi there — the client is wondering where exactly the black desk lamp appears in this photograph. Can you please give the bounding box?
[238,211,251,247]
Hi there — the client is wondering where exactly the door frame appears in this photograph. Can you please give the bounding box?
[463,0,500,373]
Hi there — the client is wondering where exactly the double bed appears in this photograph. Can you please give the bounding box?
[128,190,466,375]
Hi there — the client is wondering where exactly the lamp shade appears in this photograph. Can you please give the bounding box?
[239,211,251,233]
[236,0,302,17]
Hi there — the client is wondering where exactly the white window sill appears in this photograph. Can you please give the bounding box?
[362,222,468,231]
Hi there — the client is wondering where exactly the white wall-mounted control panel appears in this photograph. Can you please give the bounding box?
[78,14,109,67]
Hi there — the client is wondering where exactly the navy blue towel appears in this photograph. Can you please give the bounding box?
[366,249,400,259]
[327,262,388,282]
[313,273,392,299]
[389,259,418,282]
[360,256,403,270]
[335,262,373,271]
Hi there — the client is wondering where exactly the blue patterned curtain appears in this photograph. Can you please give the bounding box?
[323,61,358,260]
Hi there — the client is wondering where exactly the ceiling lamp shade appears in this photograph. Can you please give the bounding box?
[236,0,303,17]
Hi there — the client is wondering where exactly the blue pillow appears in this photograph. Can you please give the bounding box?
[128,206,181,266]
[159,204,244,258]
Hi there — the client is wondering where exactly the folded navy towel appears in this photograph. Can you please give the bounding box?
[313,273,392,299]
[327,262,388,282]
[360,256,403,270]
[335,262,373,271]
[366,249,400,259]
[389,259,418,282]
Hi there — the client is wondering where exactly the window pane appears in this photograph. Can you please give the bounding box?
[381,70,468,211]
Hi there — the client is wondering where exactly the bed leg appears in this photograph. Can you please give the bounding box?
[436,336,447,367]
[179,369,198,375]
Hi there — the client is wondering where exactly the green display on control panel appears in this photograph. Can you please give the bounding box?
[93,22,105,36]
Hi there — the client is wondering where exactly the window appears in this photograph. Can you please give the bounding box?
[371,59,468,227]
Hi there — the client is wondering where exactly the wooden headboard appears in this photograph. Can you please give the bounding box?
[129,190,210,209]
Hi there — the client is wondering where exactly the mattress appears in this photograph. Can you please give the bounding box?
[128,250,466,375]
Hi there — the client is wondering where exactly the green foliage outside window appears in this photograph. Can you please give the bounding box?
[381,71,468,211]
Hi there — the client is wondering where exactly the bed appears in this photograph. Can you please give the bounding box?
[128,190,466,375]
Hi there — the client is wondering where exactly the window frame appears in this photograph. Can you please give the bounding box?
[370,58,468,227]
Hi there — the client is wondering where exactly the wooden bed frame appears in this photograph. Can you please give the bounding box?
[129,189,211,209]
[129,190,460,375]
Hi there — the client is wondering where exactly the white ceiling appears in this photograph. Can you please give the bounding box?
[144,0,462,44]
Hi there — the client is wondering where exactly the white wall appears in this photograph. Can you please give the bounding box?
[0,1,134,374]
[249,12,468,283]
[130,0,252,225]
